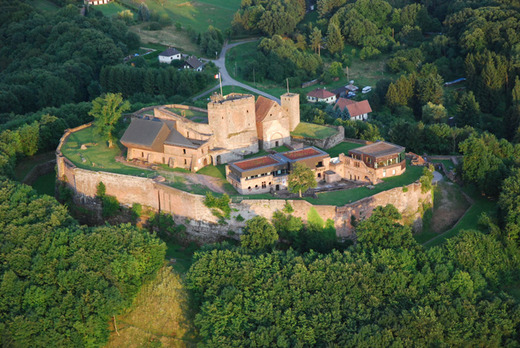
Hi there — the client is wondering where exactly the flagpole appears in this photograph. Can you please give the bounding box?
[219,72,223,96]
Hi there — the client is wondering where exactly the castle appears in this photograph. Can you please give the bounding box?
[120,93,300,171]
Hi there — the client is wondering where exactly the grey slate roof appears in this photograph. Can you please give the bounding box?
[159,47,180,57]
[120,118,165,148]
[121,117,204,151]
[349,141,405,158]
[185,56,204,69]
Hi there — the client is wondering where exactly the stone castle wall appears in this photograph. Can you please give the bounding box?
[57,158,430,241]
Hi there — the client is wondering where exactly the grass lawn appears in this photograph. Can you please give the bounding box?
[326,142,364,157]
[305,163,424,206]
[197,164,226,179]
[31,170,56,197]
[94,2,129,17]
[29,0,59,12]
[423,184,497,248]
[61,126,156,177]
[291,122,338,139]
[14,151,55,181]
[122,0,240,32]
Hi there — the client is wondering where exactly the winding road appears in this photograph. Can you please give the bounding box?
[192,39,281,103]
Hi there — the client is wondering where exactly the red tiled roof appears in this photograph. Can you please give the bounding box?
[282,148,322,160]
[255,96,276,122]
[234,156,279,170]
[335,98,372,117]
[307,88,335,99]
[334,98,355,112]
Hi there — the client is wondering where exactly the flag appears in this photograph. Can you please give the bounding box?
[214,73,220,79]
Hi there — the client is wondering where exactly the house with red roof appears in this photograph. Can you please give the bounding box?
[334,98,372,120]
[306,88,337,104]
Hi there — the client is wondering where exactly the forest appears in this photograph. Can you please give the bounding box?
[1,0,520,345]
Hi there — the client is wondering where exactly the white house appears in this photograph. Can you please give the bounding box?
[334,98,372,120]
[158,47,181,64]
[306,88,337,104]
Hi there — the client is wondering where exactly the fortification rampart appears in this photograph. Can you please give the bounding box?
[57,124,431,241]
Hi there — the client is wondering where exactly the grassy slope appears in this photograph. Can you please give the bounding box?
[424,185,497,247]
[121,0,241,32]
[14,151,55,181]
[93,2,129,17]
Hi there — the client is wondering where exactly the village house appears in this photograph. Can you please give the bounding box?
[120,92,301,171]
[334,98,372,120]
[226,147,330,194]
[306,88,337,104]
[158,47,181,64]
[183,56,204,71]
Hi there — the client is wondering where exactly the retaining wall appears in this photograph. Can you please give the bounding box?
[292,125,345,149]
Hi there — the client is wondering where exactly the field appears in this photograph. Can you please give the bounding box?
[93,2,129,17]
[121,0,241,32]
[130,24,201,56]
[326,141,364,157]
[291,122,339,139]
[107,266,194,347]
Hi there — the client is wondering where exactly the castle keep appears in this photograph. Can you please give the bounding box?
[120,93,300,171]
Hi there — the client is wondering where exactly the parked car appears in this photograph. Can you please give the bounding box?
[362,86,372,93]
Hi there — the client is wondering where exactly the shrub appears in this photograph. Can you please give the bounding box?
[102,195,119,217]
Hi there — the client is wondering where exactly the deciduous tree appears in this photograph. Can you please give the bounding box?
[288,162,317,197]
[89,93,130,148]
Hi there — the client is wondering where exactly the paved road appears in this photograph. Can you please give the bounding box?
[192,39,281,103]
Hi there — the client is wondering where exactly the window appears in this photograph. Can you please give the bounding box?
[183,149,186,154]
[392,169,396,175]
[262,182,266,188]
[383,169,386,177]
[184,159,187,165]
[187,131,189,138]
[255,185,259,190]
[248,186,251,191]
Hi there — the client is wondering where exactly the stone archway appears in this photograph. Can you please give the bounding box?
[268,132,284,149]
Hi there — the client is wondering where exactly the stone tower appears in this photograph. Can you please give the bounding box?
[207,93,259,157]
[281,93,300,131]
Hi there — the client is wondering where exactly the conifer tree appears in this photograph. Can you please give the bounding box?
[326,23,344,55]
